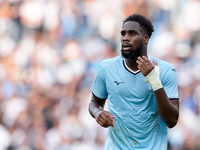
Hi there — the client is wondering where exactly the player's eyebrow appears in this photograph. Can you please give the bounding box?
[121,29,137,32]
[120,30,138,35]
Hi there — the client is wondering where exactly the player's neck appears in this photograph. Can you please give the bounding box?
[124,59,139,72]
[124,54,149,72]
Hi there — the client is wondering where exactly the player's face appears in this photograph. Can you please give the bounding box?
[121,21,145,61]
[121,40,143,61]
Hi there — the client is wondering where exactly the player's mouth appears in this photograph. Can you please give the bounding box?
[122,43,132,51]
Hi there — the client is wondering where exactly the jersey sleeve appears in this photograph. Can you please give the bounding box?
[92,62,108,99]
[161,65,179,100]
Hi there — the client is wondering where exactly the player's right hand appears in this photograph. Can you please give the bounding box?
[94,110,115,128]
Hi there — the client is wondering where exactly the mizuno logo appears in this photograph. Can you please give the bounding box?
[113,81,124,85]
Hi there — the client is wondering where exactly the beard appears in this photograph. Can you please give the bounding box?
[121,41,144,62]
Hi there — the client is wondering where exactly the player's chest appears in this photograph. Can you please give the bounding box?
[105,71,154,98]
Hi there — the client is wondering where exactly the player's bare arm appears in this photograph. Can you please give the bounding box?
[89,94,115,128]
[136,56,179,128]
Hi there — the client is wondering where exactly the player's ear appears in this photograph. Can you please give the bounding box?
[144,35,149,44]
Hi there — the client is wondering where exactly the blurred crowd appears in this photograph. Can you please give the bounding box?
[0,0,200,150]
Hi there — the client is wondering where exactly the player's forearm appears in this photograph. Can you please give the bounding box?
[89,100,103,118]
[154,88,179,128]
[89,94,106,118]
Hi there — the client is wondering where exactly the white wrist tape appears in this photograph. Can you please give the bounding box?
[93,106,104,118]
[145,66,163,91]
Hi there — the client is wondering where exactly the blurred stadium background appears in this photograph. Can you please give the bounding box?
[0,0,200,150]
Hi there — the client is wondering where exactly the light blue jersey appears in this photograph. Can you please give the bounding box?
[92,55,179,150]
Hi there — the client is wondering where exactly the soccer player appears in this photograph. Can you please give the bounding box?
[88,14,179,150]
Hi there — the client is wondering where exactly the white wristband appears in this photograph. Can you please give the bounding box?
[93,106,104,118]
[145,66,163,91]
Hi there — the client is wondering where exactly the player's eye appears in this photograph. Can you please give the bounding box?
[121,31,126,36]
[130,31,136,36]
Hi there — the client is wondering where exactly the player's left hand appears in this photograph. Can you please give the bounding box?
[136,56,156,76]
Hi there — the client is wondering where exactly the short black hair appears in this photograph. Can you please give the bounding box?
[123,14,154,38]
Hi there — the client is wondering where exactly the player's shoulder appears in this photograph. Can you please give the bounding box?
[150,55,175,70]
[150,55,177,79]
[100,55,123,68]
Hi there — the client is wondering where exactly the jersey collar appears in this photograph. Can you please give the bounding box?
[123,55,150,75]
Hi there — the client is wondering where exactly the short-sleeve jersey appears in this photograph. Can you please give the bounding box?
[92,55,179,150]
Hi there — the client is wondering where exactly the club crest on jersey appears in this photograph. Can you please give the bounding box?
[143,79,152,90]
[147,83,152,90]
